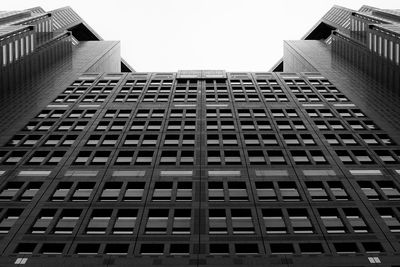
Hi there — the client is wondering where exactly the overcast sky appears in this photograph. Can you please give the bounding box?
[2,0,399,71]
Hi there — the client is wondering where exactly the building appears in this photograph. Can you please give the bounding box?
[0,4,399,267]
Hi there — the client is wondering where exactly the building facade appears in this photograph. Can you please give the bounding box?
[0,4,400,267]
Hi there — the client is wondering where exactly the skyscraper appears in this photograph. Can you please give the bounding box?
[0,4,399,267]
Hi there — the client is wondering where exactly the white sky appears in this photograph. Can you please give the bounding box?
[2,0,399,71]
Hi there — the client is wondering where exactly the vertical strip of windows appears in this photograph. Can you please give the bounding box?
[389,41,393,61]
[20,37,24,57]
[378,36,382,56]
[14,40,18,61]
[368,33,372,50]
[396,43,399,65]
[373,34,377,53]
[2,45,6,66]
[9,42,13,63]
[25,36,29,55]
[30,34,34,52]
[383,39,387,58]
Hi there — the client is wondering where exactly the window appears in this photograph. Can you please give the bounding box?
[102,135,119,146]
[255,182,277,201]
[145,209,168,234]
[319,209,345,233]
[262,134,278,145]
[27,151,49,165]
[40,243,65,254]
[209,243,229,255]
[334,243,359,254]
[209,209,227,234]
[135,151,154,165]
[208,150,241,165]
[142,135,158,146]
[328,181,350,200]
[176,182,192,201]
[75,244,100,255]
[228,182,248,201]
[100,182,122,201]
[363,242,384,253]
[0,182,23,201]
[86,210,112,234]
[160,151,177,165]
[324,134,340,145]
[344,208,369,233]
[248,150,266,164]
[377,181,400,200]
[377,208,400,232]
[288,209,313,233]
[73,151,91,165]
[279,182,301,201]
[336,150,354,164]
[4,151,26,165]
[283,134,300,145]
[263,209,286,234]
[240,120,271,131]
[172,209,191,234]
[222,134,238,146]
[54,209,81,234]
[140,244,164,255]
[152,182,173,201]
[235,243,259,254]
[170,244,190,255]
[115,151,134,165]
[348,121,365,130]
[224,150,241,164]
[358,181,380,200]
[310,150,327,164]
[353,150,374,164]
[50,182,72,201]
[375,150,397,164]
[31,209,56,234]
[208,182,224,201]
[0,209,22,233]
[21,135,42,146]
[72,182,94,201]
[43,135,71,146]
[299,243,324,254]
[231,209,255,234]
[113,209,137,234]
[306,182,329,201]
[267,150,286,164]
[124,182,145,201]
[15,243,36,254]
[291,151,310,164]
[122,134,139,146]
[243,134,259,146]
[359,134,378,145]
[270,243,294,254]
[20,182,41,201]
[6,135,24,146]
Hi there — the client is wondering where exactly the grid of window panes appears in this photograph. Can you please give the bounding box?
[0,72,399,263]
